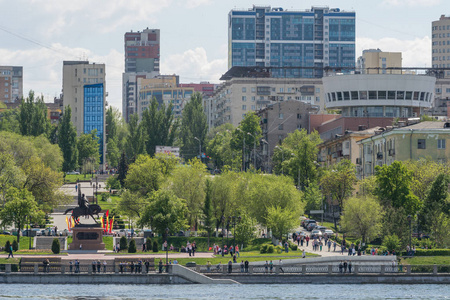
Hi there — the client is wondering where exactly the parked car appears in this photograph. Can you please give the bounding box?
[306,222,317,231]
[311,229,323,237]
[0,230,11,235]
[303,219,316,229]
[324,229,334,236]
[315,225,327,233]
[66,171,80,175]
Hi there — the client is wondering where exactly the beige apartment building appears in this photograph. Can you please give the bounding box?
[0,66,23,103]
[356,49,402,74]
[209,77,324,129]
[432,15,450,77]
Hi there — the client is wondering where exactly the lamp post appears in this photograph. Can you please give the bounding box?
[194,137,201,161]
[247,132,256,169]
[407,215,412,255]
[261,139,269,173]
[237,128,246,171]
[221,215,225,257]
[229,216,241,250]
[165,227,169,272]
[28,216,31,250]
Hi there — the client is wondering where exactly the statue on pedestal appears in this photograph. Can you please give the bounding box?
[64,185,102,226]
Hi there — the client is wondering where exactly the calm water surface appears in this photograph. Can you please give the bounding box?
[0,284,449,300]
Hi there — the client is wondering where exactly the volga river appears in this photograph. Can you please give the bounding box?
[0,284,449,299]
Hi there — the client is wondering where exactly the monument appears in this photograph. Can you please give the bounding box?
[64,184,105,250]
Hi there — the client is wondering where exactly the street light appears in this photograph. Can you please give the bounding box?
[229,216,241,251]
[194,137,201,161]
[165,227,169,272]
[221,215,225,257]
[92,177,101,205]
[407,215,412,255]
[261,139,270,173]
[236,128,246,171]
[247,132,256,169]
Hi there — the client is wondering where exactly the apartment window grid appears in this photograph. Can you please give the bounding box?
[438,139,446,149]
[417,139,426,149]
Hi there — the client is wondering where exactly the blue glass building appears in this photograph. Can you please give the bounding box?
[228,6,355,77]
[84,83,104,164]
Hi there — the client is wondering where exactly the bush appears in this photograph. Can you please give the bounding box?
[152,240,159,253]
[145,239,152,252]
[128,239,136,253]
[383,234,400,252]
[51,238,60,254]
[4,241,11,252]
[268,245,275,253]
[12,240,18,252]
[274,245,282,254]
[288,241,298,251]
[413,249,450,256]
[106,175,121,190]
[260,244,269,254]
[119,236,128,251]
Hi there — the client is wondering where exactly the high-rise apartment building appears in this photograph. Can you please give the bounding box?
[0,66,23,103]
[432,15,450,77]
[228,6,355,78]
[123,28,160,122]
[62,61,106,169]
[356,49,402,74]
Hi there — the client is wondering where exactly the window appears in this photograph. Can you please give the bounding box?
[251,96,256,101]
[279,113,283,119]
[297,124,302,129]
[242,105,246,110]
[438,139,446,149]
[251,87,256,92]
[242,87,246,92]
[278,124,284,130]
[297,113,301,119]
[242,96,246,101]
[345,141,350,149]
[251,105,256,110]
[418,139,426,149]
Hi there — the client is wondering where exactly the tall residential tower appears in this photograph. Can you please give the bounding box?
[228,6,355,78]
[0,66,23,103]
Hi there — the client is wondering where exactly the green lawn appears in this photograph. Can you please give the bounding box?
[0,235,34,250]
[64,174,94,183]
[0,258,20,264]
[99,194,120,211]
[400,256,450,265]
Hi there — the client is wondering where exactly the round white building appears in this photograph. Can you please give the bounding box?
[323,74,436,118]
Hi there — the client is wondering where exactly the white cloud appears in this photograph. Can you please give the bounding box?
[357,36,432,67]
[182,0,213,9]
[381,0,442,7]
[161,47,227,83]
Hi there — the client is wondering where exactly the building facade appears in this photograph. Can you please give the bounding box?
[356,49,402,74]
[0,66,23,103]
[432,15,450,77]
[357,121,450,178]
[228,6,355,77]
[209,76,323,129]
[62,61,106,169]
[138,75,194,119]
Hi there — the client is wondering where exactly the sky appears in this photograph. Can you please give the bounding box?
[0,0,446,112]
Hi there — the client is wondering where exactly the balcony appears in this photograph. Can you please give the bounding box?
[377,152,383,160]
[389,149,395,156]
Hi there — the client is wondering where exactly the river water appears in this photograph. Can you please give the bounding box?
[0,284,449,299]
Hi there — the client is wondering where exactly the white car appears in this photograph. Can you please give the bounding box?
[66,171,80,175]
[311,229,322,237]
[324,229,334,236]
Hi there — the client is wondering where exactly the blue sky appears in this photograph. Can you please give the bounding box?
[0,0,445,111]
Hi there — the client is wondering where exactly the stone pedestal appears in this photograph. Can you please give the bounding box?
[69,226,105,250]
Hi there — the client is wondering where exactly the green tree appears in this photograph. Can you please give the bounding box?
[125,113,146,163]
[58,106,78,172]
[429,212,450,248]
[0,108,20,133]
[266,206,298,241]
[138,189,187,236]
[206,123,240,170]
[119,236,128,251]
[0,187,44,245]
[125,155,164,197]
[383,234,400,253]
[180,93,208,160]
[320,159,357,229]
[117,152,128,187]
[0,152,24,207]
[420,173,450,232]
[77,129,100,169]
[203,179,213,246]
[234,214,257,248]
[128,239,137,253]
[375,161,421,215]
[51,238,60,254]
[230,112,262,171]
[303,182,323,214]
[18,91,51,137]
[141,98,179,156]
[167,159,207,228]
[340,196,383,243]
[275,129,322,190]
[117,190,146,219]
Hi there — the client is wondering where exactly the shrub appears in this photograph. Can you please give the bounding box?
[268,245,275,253]
[274,245,282,254]
[119,236,128,251]
[12,240,19,252]
[51,238,60,254]
[128,239,136,253]
[4,241,11,252]
[145,239,152,252]
[413,249,450,256]
[383,234,400,252]
[260,244,268,254]
[288,241,298,251]
[106,175,121,190]
[153,240,159,253]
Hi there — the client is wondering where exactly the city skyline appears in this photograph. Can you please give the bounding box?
[0,0,446,112]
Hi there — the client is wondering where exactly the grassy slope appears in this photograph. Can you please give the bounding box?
[400,256,450,265]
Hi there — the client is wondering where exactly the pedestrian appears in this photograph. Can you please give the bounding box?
[228,260,232,273]
[80,244,82,250]
[142,242,146,252]
[119,262,124,273]
[7,244,13,259]
[264,261,268,273]
[103,261,107,273]
[192,241,196,256]
[216,262,222,272]
[187,242,192,256]
[319,241,323,251]
[207,261,211,272]
[348,247,352,256]
[343,261,348,273]
[341,244,345,255]
[302,249,306,258]
[300,236,304,246]
[333,241,337,252]
[158,259,163,273]
[92,260,96,273]
[69,260,73,273]
[75,259,80,273]
[306,236,310,247]
[339,261,343,273]
[244,260,249,273]
[145,260,150,273]
[348,261,352,273]
[279,259,284,273]
[352,247,356,256]
[235,245,240,257]
[269,260,273,274]
[233,255,237,263]
[328,240,331,252]
[284,241,289,253]
[75,184,78,192]
[97,260,101,273]
[240,261,244,273]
